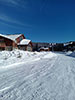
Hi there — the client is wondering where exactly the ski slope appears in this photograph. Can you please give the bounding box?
[0,50,75,100]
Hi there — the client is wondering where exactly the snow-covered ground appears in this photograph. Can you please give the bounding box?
[0,50,75,100]
[66,51,75,57]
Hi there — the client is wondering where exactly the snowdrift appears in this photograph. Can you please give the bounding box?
[0,50,56,68]
[66,51,75,57]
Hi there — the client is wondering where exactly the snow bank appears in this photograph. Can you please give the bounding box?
[66,51,75,57]
[0,50,36,68]
[0,50,56,69]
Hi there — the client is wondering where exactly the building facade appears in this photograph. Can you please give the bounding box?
[18,39,33,51]
[0,34,32,51]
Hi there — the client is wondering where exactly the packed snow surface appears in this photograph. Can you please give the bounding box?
[0,50,75,100]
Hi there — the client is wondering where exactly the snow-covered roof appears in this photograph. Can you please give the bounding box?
[64,42,73,46]
[64,43,69,46]
[6,34,22,41]
[0,34,14,41]
[19,39,31,45]
[49,45,52,47]
[0,34,22,41]
[39,47,49,50]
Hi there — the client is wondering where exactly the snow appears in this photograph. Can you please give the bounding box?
[0,34,22,42]
[0,50,55,68]
[0,50,75,100]
[64,42,73,46]
[0,34,14,41]
[64,43,69,46]
[66,51,75,57]
[6,34,22,41]
[19,39,31,45]
[39,47,49,50]
[43,52,56,58]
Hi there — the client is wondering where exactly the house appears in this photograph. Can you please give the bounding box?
[0,33,32,51]
[64,41,75,51]
[18,39,33,51]
[53,43,64,51]
[0,34,17,50]
[32,42,49,51]
[6,34,25,43]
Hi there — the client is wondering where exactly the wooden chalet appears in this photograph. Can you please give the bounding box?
[18,39,33,51]
[64,41,75,51]
[0,34,33,51]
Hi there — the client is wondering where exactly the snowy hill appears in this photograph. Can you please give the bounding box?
[0,50,75,100]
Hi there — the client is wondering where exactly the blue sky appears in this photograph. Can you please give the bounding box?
[0,0,75,43]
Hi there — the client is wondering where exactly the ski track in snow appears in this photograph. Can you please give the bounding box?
[0,51,75,100]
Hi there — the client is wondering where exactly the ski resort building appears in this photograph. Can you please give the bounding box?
[64,41,75,51]
[18,39,33,51]
[0,34,33,51]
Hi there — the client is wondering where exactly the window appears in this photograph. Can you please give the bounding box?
[0,39,4,43]
[19,36,23,41]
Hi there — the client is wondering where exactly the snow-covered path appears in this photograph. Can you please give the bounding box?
[0,51,75,100]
